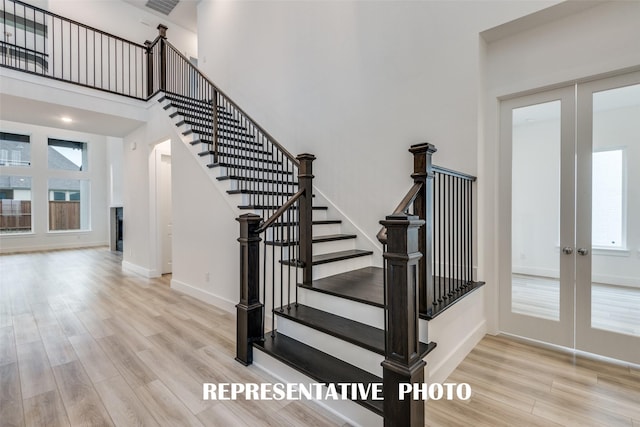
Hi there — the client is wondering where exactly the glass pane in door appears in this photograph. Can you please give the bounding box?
[511,101,561,320]
[590,83,640,337]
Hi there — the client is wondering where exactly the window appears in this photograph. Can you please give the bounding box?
[0,176,32,233]
[592,149,624,248]
[48,178,90,231]
[48,138,87,171]
[0,132,30,166]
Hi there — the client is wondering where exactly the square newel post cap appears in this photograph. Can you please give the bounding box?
[379,213,425,256]
[157,24,168,38]
[296,153,316,162]
[409,142,437,155]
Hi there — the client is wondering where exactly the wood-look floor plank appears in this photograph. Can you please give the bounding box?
[13,313,41,346]
[97,335,158,389]
[52,360,115,426]
[75,309,115,339]
[37,324,78,367]
[0,325,17,366]
[136,347,211,414]
[103,316,154,353]
[54,309,89,338]
[278,400,346,427]
[68,334,120,384]
[0,362,25,427]
[16,341,57,400]
[94,376,160,427]
[196,403,252,427]
[134,380,204,427]
[23,390,71,427]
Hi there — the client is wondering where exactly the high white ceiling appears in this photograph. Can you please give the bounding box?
[121,0,198,32]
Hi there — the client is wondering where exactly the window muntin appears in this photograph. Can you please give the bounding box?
[48,138,87,171]
[0,132,30,167]
[0,175,32,234]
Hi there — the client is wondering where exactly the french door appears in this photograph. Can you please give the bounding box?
[499,71,640,364]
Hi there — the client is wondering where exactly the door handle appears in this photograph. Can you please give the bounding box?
[577,248,589,256]
[562,247,574,255]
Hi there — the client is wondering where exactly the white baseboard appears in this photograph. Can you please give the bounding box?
[425,319,486,384]
[0,241,107,254]
[170,278,236,314]
[121,260,160,278]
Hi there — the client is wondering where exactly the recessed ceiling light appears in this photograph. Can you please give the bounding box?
[61,116,73,123]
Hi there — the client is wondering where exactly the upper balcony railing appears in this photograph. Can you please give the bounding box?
[1,0,148,99]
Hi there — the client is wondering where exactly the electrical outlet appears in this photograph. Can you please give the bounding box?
[205,272,210,282]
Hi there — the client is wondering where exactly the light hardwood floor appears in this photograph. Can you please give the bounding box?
[1,247,639,426]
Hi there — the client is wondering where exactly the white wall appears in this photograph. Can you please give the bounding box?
[121,102,174,277]
[46,0,197,58]
[482,1,640,332]
[0,120,110,252]
[196,0,557,251]
[169,135,239,311]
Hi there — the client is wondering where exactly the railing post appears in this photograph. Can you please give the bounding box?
[144,40,153,98]
[157,24,168,92]
[297,153,316,285]
[235,213,264,366]
[409,142,437,315]
[380,213,425,427]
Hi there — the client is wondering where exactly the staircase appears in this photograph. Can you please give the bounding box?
[156,87,445,422]
[1,8,482,425]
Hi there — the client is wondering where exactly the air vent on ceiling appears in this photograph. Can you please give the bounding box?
[145,0,180,16]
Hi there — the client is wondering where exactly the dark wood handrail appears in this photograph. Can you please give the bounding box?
[255,188,305,234]
[376,181,423,244]
[8,0,147,49]
[162,40,300,166]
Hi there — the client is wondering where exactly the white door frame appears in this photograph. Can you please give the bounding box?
[498,85,576,348]
[575,71,640,363]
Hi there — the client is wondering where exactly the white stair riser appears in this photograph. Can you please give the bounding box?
[314,223,342,235]
[313,254,372,280]
[298,287,384,329]
[312,239,357,256]
[275,317,383,377]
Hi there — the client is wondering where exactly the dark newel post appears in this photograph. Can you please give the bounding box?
[409,143,437,315]
[157,24,168,92]
[297,153,315,285]
[380,213,426,427]
[235,213,264,366]
[144,40,153,97]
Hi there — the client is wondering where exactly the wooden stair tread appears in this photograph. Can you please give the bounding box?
[190,138,265,149]
[254,331,383,415]
[274,304,436,358]
[238,205,327,210]
[301,267,384,307]
[217,175,298,185]
[208,163,294,174]
[281,249,373,267]
[311,249,373,265]
[265,234,356,247]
